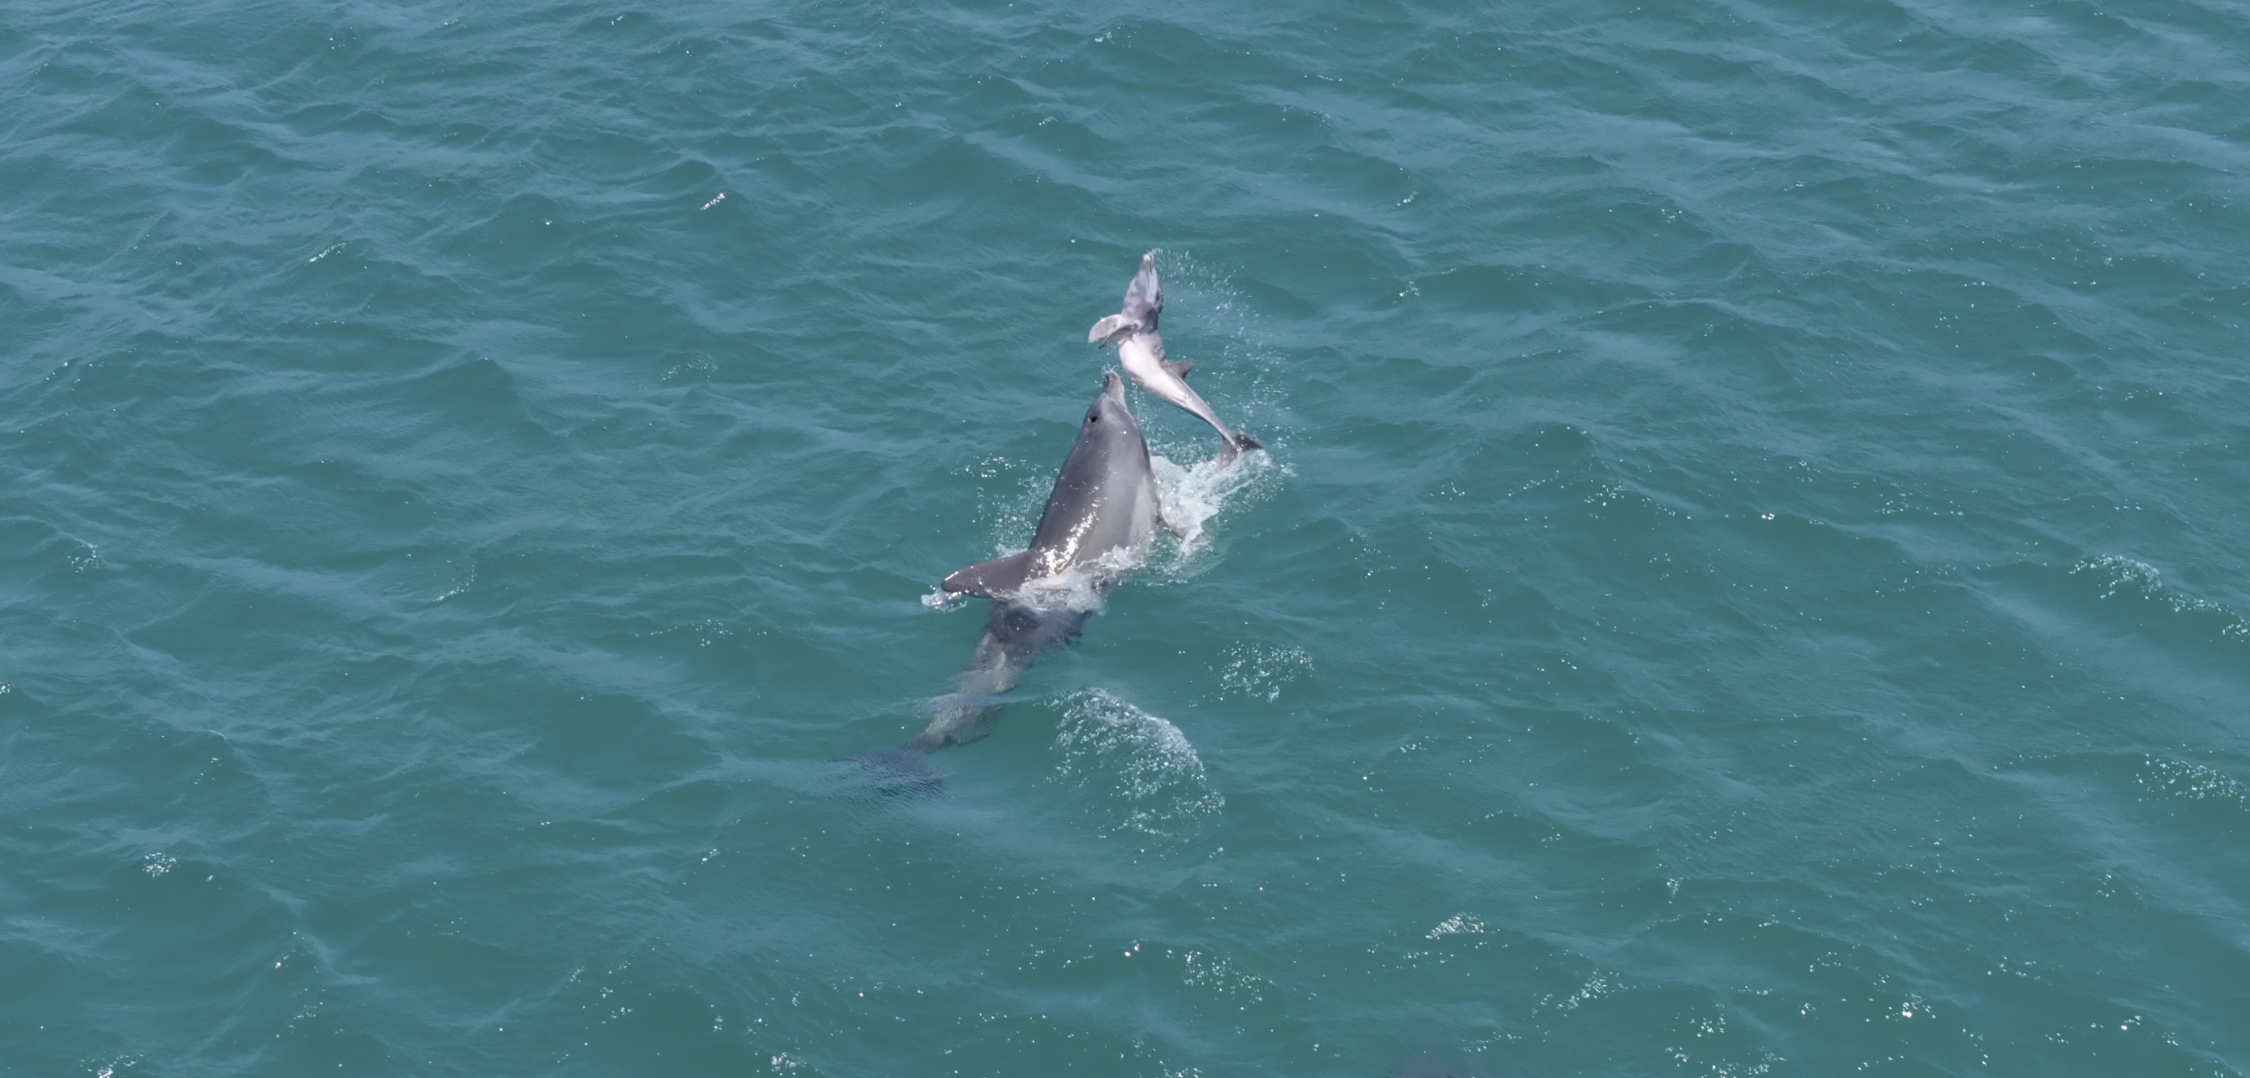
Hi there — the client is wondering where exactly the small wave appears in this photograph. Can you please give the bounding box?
[629,618,736,648]
[2135,755,2248,808]
[2070,554,2164,600]
[1426,913,1487,939]
[2069,554,2249,639]
[430,562,475,603]
[1212,642,1312,702]
[1550,970,1616,1013]
[1051,689,1223,838]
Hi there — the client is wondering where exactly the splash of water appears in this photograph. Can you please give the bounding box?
[1051,689,1224,838]
[933,450,1276,608]
[1148,448,1280,572]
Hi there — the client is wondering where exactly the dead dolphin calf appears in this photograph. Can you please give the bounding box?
[1087,251,1264,463]
[859,372,1171,778]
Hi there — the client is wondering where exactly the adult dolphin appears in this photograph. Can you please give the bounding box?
[857,372,1171,779]
[1087,251,1264,463]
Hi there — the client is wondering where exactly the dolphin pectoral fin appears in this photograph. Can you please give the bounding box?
[1160,358,1194,379]
[1088,313,1136,345]
[1230,430,1263,452]
[942,551,1035,600]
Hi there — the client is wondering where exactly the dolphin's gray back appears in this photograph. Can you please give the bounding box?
[913,374,1160,756]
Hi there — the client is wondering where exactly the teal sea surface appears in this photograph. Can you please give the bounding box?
[4,0,2247,1074]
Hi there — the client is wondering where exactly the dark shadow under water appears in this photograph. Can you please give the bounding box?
[846,597,1092,796]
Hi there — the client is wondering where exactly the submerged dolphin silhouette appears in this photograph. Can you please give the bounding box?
[863,372,1171,774]
[1087,251,1263,463]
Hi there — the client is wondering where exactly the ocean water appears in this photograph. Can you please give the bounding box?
[3,0,2246,1074]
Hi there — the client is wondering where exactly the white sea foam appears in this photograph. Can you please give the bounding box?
[1427,912,1486,939]
[2070,554,2165,600]
[1051,689,1223,838]
[919,587,965,611]
[431,561,476,604]
[1020,549,1141,613]
[2136,755,2248,807]
[1212,642,1312,702]
[1134,253,1287,564]
[1148,447,1281,576]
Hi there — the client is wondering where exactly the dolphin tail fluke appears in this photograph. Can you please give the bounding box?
[1122,250,1163,329]
[1216,429,1264,466]
[943,551,1034,599]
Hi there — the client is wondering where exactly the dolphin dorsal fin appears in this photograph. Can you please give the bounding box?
[942,551,1035,599]
[1161,358,1193,379]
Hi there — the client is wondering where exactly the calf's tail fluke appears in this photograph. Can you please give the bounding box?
[1217,428,1265,465]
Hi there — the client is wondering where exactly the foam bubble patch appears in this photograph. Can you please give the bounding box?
[920,587,967,611]
[1150,447,1282,573]
[1212,642,1313,702]
[1050,689,1224,838]
[2069,554,2250,641]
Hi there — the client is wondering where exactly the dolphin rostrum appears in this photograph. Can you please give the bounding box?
[1087,251,1264,463]
[867,372,1172,769]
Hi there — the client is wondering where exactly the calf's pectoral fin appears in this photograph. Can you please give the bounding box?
[1087,314,1137,345]
[942,551,1035,599]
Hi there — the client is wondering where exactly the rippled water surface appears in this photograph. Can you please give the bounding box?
[5,0,2247,1074]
